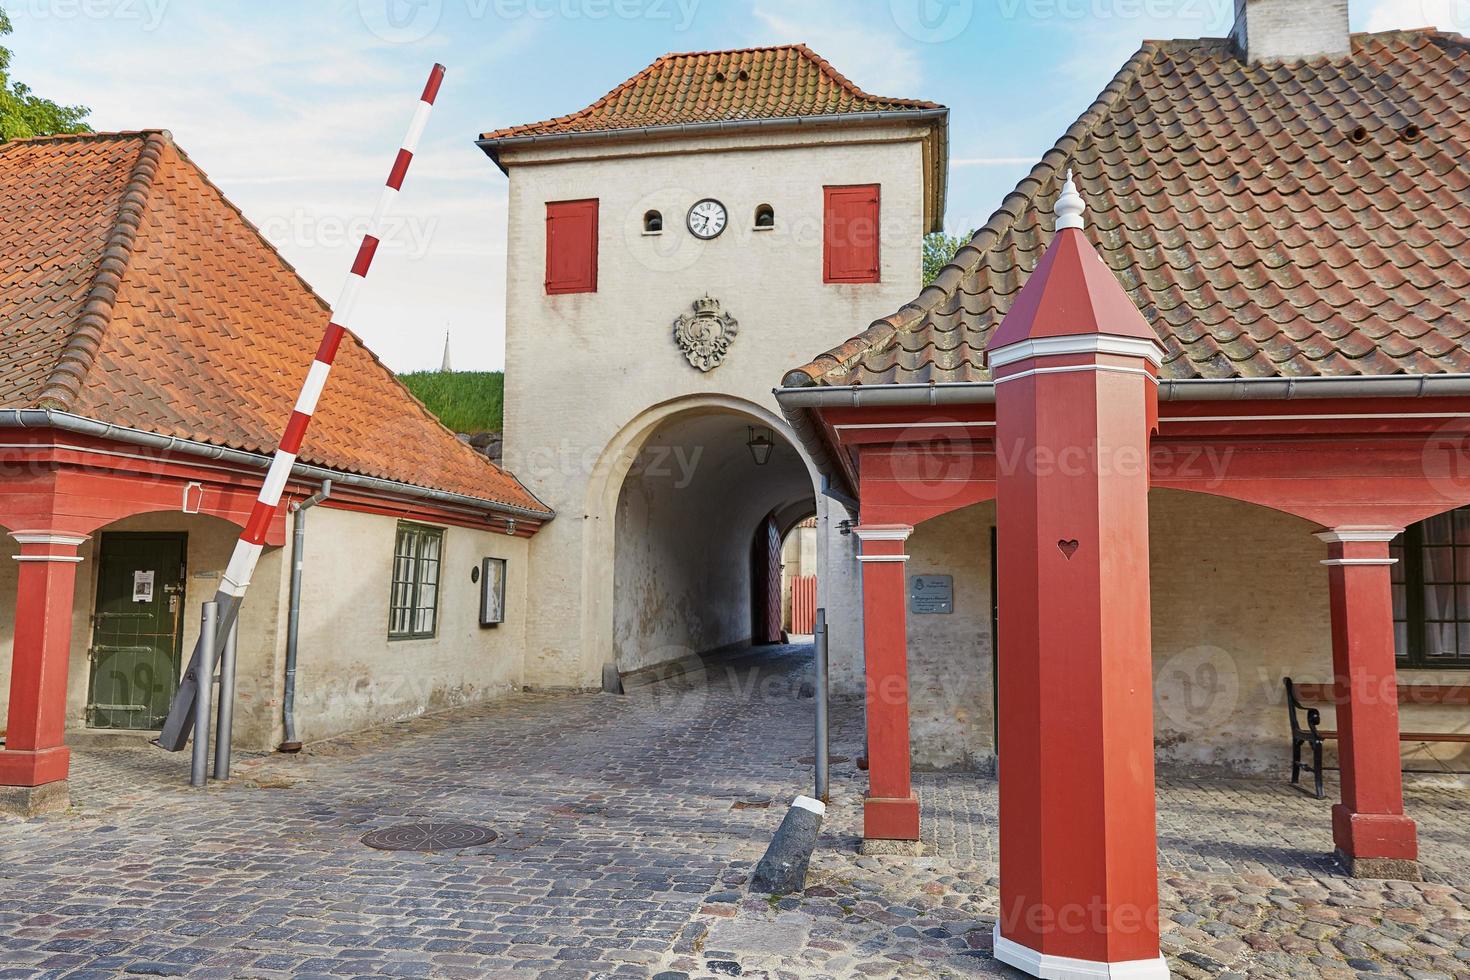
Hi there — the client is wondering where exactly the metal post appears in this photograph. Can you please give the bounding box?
[213,618,238,780]
[191,601,217,788]
[814,607,830,802]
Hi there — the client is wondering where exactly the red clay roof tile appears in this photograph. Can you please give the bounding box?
[786,30,1470,386]
[478,43,941,143]
[0,131,549,516]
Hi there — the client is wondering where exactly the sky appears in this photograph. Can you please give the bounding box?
[6,0,1463,372]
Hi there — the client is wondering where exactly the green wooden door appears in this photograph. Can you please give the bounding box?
[86,533,187,731]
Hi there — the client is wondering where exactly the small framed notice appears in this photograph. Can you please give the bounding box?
[132,570,156,603]
[909,574,953,614]
[479,558,507,627]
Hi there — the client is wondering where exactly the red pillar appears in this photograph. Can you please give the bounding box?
[1318,528,1419,880]
[855,524,919,845]
[989,174,1167,978]
[0,530,87,816]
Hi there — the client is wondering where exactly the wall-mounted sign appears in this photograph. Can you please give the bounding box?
[133,570,156,603]
[480,557,507,627]
[909,574,953,614]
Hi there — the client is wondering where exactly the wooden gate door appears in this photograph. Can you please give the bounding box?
[751,515,783,645]
[86,532,188,730]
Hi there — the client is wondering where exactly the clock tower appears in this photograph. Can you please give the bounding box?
[479,45,947,691]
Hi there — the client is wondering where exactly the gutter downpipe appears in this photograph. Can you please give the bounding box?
[280,480,331,753]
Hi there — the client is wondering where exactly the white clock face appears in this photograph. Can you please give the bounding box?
[687,198,728,239]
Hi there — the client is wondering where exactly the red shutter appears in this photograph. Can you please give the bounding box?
[545,199,598,294]
[823,184,880,284]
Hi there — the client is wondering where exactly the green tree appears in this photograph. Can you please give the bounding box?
[923,229,975,286]
[0,5,90,140]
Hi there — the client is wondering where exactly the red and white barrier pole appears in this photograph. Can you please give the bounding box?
[157,64,446,751]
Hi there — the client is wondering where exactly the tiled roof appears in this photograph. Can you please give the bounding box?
[785,30,1470,387]
[0,131,549,515]
[478,44,941,143]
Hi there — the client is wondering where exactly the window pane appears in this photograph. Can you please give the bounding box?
[1424,512,1454,544]
[1424,548,1455,583]
[1394,621,1408,658]
[1392,583,1407,620]
[1390,543,1405,583]
[390,524,443,637]
[1454,509,1470,542]
[1425,621,1455,658]
[1424,584,1455,620]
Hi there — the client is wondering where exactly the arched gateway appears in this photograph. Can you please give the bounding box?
[585,396,818,680]
[478,45,949,688]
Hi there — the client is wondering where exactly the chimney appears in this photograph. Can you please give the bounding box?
[1232,0,1350,63]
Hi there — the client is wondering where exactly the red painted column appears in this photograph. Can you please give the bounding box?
[0,530,87,815]
[855,524,920,844]
[1318,528,1419,880]
[989,174,1168,978]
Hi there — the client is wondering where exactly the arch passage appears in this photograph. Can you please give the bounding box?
[610,409,814,673]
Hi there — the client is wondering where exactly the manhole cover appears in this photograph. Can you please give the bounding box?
[360,823,497,851]
[797,755,850,765]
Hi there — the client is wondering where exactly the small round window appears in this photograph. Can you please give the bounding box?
[754,204,775,228]
[644,210,663,233]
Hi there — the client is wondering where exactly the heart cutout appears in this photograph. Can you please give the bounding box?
[1058,539,1080,559]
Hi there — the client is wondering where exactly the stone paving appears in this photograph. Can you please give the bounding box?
[0,644,1466,979]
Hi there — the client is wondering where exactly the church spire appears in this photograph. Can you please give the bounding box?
[440,330,453,373]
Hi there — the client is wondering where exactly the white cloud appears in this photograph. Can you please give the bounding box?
[748,0,927,95]
[8,2,525,372]
[1361,0,1470,31]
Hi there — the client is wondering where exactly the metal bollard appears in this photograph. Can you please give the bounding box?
[814,607,830,802]
[213,618,238,780]
[191,601,217,788]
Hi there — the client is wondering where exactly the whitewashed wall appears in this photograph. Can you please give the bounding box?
[284,505,529,745]
[0,505,529,753]
[498,124,930,688]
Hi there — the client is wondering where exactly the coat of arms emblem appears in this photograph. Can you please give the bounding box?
[673,294,739,372]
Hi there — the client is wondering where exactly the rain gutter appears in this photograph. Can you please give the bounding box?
[0,408,554,522]
[774,374,1470,499]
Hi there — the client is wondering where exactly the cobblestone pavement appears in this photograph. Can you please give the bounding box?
[1,644,1467,979]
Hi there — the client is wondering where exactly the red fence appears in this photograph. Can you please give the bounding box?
[790,575,817,635]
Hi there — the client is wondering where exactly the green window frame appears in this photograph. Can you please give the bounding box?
[1391,508,1470,669]
[389,522,443,640]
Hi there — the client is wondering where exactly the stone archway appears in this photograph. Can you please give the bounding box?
[581,395,820,679]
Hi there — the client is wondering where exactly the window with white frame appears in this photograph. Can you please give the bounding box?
[389,522,443,639]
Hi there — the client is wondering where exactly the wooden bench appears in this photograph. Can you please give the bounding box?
[1284,677,1470,799]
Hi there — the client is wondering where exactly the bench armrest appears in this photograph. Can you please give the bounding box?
[1305,706,1325,741]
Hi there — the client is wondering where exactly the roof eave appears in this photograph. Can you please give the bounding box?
[478,107,947,161]
[0,408,555,524]
[774,373,1470,502]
